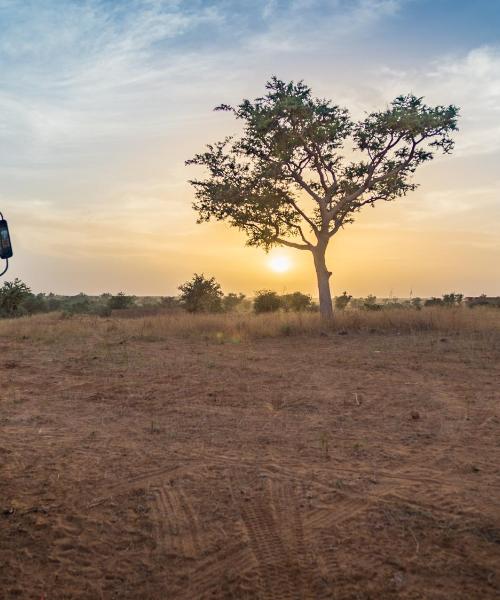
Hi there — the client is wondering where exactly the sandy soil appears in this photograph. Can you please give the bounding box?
[1,328,499,599]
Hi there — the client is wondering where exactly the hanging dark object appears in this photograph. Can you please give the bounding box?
[0,212,13,276]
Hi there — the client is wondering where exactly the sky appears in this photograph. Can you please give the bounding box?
[0,0,499,298]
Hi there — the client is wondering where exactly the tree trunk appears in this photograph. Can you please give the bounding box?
[313,246,333,320]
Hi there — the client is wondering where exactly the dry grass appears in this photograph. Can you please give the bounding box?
[0,306,499,344]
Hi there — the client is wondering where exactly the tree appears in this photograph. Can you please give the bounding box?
[178,274,223,313]
[187,77,459,319]
[0,278,31,317]
[281,291,312,312]
[254,290,282,313]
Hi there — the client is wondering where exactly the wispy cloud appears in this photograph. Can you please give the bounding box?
[1,0,498,295]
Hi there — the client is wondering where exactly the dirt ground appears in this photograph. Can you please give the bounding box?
[1,327,499,599]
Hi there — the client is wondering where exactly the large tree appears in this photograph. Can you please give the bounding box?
[186,77,459,319]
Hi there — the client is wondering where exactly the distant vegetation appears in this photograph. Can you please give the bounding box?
[0,276,498,320]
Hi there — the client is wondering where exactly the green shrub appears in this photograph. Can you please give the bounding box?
[442,292,463,307]
[254,290,282,313]
[363,295,382,311]
[334,291,352,311]
[108,292,136,310]
[178,274,223,313]
[281,291,312,312]
[424,297,443,307]
[222,292,246,312]
[160,296,180,309]
[0,279,32,317]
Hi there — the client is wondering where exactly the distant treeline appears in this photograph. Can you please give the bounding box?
[0,276,498,319]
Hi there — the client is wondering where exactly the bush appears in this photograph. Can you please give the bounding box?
[0,278,32,317]
[46,293,63,311]
[222,292,246,312]
[94,304,112,318]
[334,291,352,311]
[442,292,463,307]
[160,296,180,310]
[424,297,443,307]
[61,293,92,314]
[467,294,500,308]
[254,290,282,314]
[363,294,382,311]
[424,293,463,308]
[281,292,312,312]
[21,293,48,315]
[411,297,423,310]
[178,274,223,313]
[108,292,136,310]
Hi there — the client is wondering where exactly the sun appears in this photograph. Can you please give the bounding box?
[268,255,292,273]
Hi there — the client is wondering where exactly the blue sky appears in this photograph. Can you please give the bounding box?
[0,0,499,296]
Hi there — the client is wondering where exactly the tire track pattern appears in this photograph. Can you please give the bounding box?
[236,477,305,600]
[151,484,201,559]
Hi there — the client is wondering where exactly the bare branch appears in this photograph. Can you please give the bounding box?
[287,196,319,234]
[275,237,312,250]
[289,171,323,204]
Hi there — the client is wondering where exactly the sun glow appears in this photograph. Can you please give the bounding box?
[268,255,292,273]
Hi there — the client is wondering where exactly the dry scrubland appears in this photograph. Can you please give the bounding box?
[1,308,500,599]
[1,305,500,342]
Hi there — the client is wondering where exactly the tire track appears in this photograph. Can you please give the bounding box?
[233,476,305,600]
[87,461,198,508]
[178,541,256,600]
[306,497,369,531]
[151,484,201,559]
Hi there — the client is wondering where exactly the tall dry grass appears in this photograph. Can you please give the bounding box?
[0,307,499,344]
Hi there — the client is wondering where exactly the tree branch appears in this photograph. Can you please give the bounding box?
[275,237,312,250]
[287,196,319,234]
[330,137,417,218]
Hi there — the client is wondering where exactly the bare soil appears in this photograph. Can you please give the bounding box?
[1,328,499,599]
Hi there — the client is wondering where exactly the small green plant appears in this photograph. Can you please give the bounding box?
[319,432,330,459]
[150,420,162,434]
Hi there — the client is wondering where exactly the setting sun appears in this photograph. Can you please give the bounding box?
[268,255,292,273]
